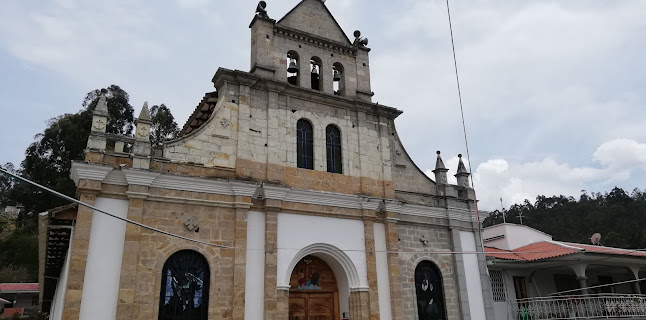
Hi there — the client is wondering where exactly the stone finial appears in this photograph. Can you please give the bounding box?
[94,88,109,116]
[433,151,447,171]
[138,102,152,123]
[432,151,449,185]
[455,154,471,188]
[456,154,468,175]
[133,101,152,167]
[256,1,269,19]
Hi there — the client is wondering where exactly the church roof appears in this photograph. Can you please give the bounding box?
[277,0,352,44]
[485,241,646,262]
[180,91,219,137]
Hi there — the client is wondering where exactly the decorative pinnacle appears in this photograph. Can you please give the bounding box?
[433,150,448,172]
[456,153,469,176]
[138,102,152,122]
[94,89,109,116]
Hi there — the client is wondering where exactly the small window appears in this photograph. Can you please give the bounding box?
[297,119,314,169]
[310,57,322,91]
[326,125,342,174]
[158,250,210,320]
[287,51,300,86]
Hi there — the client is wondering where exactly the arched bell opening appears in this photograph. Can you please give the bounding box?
[332,62,345,96]
[310,56,323,91]
[287,51,300,86]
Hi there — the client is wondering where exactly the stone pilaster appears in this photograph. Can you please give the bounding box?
[384,217,404,320]
[450,227,470,320]
[232,204,249,320]
[350,290,370,320]
[62,191,98,320]
[363,218,381,320]
[116,188,145,319]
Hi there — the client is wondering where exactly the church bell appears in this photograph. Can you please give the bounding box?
[311,64,319,74]
[287,60,299,74]
[333,70,341,81]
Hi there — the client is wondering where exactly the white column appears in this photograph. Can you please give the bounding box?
[245,211,266,320]
[460,231,487,320]
[374,223,392,320]
[79,198,129,320]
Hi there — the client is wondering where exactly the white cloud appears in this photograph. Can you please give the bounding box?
[469,139,646,210]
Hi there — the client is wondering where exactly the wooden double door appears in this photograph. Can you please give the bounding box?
[289,292,339,320]
[288,255,340,320]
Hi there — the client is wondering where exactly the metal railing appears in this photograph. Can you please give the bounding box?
[511,294,646,319]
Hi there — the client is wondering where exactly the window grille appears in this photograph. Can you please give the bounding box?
[490,270,506,302]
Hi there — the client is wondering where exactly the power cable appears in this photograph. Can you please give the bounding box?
[5,166,646,260]
[0,166,233,249]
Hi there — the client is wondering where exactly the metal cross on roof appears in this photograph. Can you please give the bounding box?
[517,212,524,225]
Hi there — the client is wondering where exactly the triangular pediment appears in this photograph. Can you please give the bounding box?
[277,0,351,44]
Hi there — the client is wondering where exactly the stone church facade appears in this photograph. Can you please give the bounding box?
[45,1,494,319]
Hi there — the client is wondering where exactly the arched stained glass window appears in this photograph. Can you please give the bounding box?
[297,119,314,170]
[326,125,342,174]
[158,250,210,320]
[415,261,446,320]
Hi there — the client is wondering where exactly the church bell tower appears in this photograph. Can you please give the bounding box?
[249,0,374,102]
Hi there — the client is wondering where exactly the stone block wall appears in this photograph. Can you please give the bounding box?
[162,73,395,198]
[396,223,461,320]
[115,195,242,319]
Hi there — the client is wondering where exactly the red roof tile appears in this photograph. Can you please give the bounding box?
[0,283,38,292]
[486,241,646,262]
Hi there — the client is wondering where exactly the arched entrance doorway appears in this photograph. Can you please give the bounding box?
[289,255,340,320]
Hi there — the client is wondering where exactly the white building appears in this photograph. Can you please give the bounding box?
[484,223,646,319]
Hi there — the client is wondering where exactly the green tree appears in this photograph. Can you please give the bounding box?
[150,104,180,151]
[483,187,646,249]
[0,162,16,207]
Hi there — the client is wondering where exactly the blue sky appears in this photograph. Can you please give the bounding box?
[1,0,645,210]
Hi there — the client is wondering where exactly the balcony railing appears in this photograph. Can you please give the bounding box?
[511,294,646,319]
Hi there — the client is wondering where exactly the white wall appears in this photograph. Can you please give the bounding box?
[373,223,392,320]
[49,229,73,320]
[460,231,486,320]
[79,197,128,320]
[483,224,552,250]
[277,213,368,319]
[245,211,266,320]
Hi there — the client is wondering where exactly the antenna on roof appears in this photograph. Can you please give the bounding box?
[500,197,506,224]
[590,233,602,246]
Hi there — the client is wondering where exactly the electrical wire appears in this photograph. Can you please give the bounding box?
[4,166,646,260]
[0,166,233,249]
[549,277,646,296]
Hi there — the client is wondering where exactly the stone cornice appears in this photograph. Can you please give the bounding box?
[212,68,403,120]
[273,24,359,57]
[70,162,113,184]
[123,169,160,186]
[70,162,475,222]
